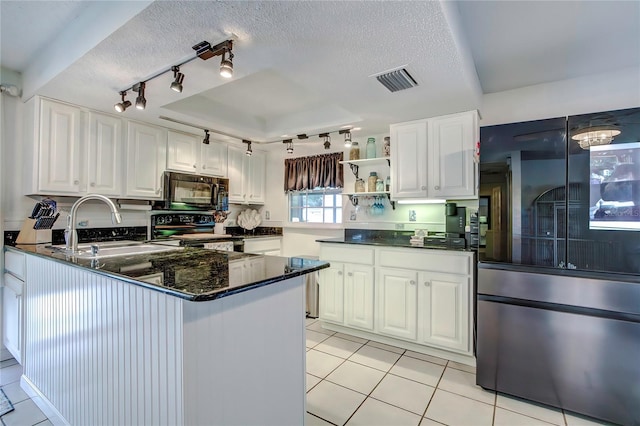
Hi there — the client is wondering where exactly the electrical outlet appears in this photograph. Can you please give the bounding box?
[409,210,416,222]
[228,220,235,226]
[265,210,270,220]
[350,210,357,221]
[395,223,404,230]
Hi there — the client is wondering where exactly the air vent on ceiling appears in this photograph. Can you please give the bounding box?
[374,68,418,93]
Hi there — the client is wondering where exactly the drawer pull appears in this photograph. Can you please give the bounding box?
[410,280,416,285]
[337,271,343,276]
[424,281,431,287]
[347,272,353,277]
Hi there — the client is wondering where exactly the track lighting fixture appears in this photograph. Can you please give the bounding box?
[320,133,331,149]
[297,134,308,140]
[203,130,210,145]
[114,91,131,112]
[243,139,252,156]
[135,82,146,110]
[340,129,352,148]
[170,66,185,93]
[283,139,294,154]
[220,49,234,79]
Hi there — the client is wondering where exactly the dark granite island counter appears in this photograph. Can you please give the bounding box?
[5,245,328,426]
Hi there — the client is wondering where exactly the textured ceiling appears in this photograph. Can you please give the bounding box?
[1,1,638,142]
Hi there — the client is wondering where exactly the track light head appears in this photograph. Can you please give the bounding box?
[203,130,210,145]
[135,82,146,110]
[320,133,331,150]
[344,131,352,148]
[114,91,131,112]
[220,49,233,79]
[170,66,185,93]
[243,139,252,156]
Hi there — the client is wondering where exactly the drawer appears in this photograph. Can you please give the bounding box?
[5,250,26,280]
[243,237,282,253]
[378,248,472,275]
[319,244,375,265]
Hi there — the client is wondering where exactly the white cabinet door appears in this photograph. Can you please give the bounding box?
[125,121,167,199]
[418,272,469,352]
[247,150,266,204]
[167,130,199,173]
[38,99,82,194]
[376,267,418,340]
[201,142,228,177]
[227,145,246,203]
[2,273,23,364]
[318,263,344,324]
[87,112,123,196]
[390,120,428,199]
[344,264,374,331]
[427,111,477,198]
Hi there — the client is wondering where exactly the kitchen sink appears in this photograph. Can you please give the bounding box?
[48,240,184,259]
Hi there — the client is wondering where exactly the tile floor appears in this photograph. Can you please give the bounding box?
[0,320,613,426]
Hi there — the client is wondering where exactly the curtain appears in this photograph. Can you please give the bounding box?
[284,152,343,192]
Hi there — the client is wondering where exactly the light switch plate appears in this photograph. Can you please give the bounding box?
[265,210,270,220]
[409,210,416,221]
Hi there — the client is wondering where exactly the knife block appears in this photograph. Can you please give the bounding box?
[16,218,52,244]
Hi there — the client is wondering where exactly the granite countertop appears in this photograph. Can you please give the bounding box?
[316,236,474,252]
[6,244,328,302]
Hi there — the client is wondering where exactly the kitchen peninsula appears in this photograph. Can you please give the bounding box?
[5,244,328,425]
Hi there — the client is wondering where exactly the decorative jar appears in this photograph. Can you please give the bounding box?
[368,172,378,192]
[366,138,376,159]
[349,142,360,160]
[355,178,365,193]
[383,137,390,157]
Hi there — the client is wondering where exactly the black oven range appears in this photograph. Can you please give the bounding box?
[150,213,244,252]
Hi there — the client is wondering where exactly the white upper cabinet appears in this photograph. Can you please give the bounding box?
[125,121,167,199]
[201,142,228,177]
[166,130,199,173]
[87,112,123,196]
[390,110,478,200]
[390,120,428,199]
[428,111,477,198]
[227,145,266,204]
[25,97,83,195]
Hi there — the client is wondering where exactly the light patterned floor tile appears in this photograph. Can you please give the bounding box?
[306,317,318,326]
[403,350,448,366]
[0,398,48,426]
[307,380,366,426]
[306,411,336,426]
[446,360,476,374]
[438,367,494,404]
[0,364,22,386]
[34,421,54,426]
[314,336,364,359]
[326,361,386,395]
[0,359,18,369]
[497,393,564,425]
[307,330,332,348]
[564,410,613,425]
[389,356,445,387]
[494,407,555,425]
[425,390,494,426]
[307,320,336,335]
[349,345,402,372]
[1,381,30,404]
[306,374,322,392]
[346,397,421,426]
[371,373,435,415]
[366,340,405,354]
[306,349,345,378]
[334,332,368,344]
[420,418,446,426]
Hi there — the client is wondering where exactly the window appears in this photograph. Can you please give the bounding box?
[289,188,342,224]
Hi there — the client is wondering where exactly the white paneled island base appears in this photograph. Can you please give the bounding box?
[21,254,305,426]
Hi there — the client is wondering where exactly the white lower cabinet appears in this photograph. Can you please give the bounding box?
[376,268,418,340]
[3,250,26,364]
[319,243,474,360]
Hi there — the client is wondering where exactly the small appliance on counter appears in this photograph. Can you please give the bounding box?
[149,212,243,252]
[444,203,467,248]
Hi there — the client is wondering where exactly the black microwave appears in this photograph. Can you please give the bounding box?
[156,172,229,211]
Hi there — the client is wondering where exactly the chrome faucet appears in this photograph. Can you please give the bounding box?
[65,194,123,253]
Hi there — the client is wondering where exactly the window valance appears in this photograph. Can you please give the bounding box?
[284,152,344,192]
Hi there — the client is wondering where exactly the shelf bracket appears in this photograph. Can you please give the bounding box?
[347,195,358,207]
[386,158,390,167]
[385,193,396,210]
[348,163,359,179]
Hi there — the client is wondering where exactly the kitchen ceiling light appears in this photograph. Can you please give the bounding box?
[572,127,621,149]
[203,130,210,145]
[135,82,146,110]
[283,139,294,154]
[114,91,131,112]
[170,66,185,93]
[340,130,352,148]
[243,139,252,156]
[220,49,233,79]
[320,133,331,150]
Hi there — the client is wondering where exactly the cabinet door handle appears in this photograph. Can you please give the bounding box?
[90,182,95,187]
[434,185,440,190]
[156,189,161,194]
[337,271,343,275]
[193,164,197,168]
[424,281,431,287]
[410,280,416,285]
[421,186,426,190]
[74,180,80,185]
[347,272,353,276]
[203,165,207,169]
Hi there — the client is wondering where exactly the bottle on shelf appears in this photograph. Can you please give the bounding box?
[376,178,384,192]
[349,142,360,160]
[355,178,365,193]
[385,176,391,192]
[366,137,376,159]
[383,136,390,157]
[368,171,378,192]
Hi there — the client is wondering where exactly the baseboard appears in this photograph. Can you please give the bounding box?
[20,375,69,426]
[320,321,477,367]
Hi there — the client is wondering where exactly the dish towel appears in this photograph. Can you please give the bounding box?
[0,388,14,416]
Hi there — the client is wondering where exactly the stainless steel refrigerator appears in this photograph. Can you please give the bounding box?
[476,108,640,425]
